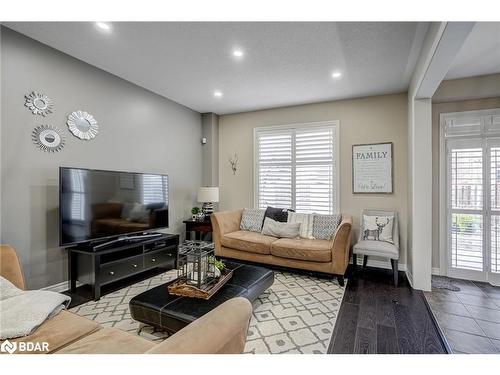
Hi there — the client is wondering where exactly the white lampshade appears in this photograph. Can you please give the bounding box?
[197,187,219,203]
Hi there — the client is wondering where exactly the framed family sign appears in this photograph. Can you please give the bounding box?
[352,142,393,193]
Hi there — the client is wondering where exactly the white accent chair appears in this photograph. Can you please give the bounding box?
[352,210,400,286]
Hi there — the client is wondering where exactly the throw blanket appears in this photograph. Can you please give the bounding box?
[0,276,71,339]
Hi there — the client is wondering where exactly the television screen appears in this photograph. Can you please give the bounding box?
[59,167,169,246]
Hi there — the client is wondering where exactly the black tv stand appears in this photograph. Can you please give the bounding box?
[91,232,164,250]
[67,233,179,300]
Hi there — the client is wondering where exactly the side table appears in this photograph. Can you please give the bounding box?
[183,218,213,241]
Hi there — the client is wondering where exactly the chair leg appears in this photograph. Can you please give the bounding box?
[391,259,398,287]
[363,255,368,268]
[352,254,357,271]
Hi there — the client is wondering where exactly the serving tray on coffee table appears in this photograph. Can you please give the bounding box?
[167,268,234,300]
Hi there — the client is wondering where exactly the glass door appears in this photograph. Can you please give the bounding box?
[488,140,500,285]
[447,139,485,281]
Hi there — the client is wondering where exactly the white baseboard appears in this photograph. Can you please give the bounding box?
[41,281,68,293]
[432,267,441,275]
[352,257,407,271]
[406,269,414,288]
[41,281,83,293]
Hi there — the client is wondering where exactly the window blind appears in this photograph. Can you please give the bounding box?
[255,123,337,214]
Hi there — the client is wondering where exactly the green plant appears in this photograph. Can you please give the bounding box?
[209,256,225,271]
[191,207,200,215]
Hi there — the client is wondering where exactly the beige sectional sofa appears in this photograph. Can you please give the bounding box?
[211,210,352,285]
[0,245,251,354]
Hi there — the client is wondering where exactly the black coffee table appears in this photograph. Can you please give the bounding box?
[129,261,274,334]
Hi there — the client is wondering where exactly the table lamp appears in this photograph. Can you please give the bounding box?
[197,187,219,216]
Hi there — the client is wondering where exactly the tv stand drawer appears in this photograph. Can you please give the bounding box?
[145,250,174,269]
[101,256,144,284]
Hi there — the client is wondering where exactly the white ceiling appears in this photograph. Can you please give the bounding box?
[445,22,500,80]
[4,22,429,115]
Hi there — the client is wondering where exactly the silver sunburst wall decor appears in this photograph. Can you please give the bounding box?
[32,125,65,153]
[67,110,99,140]
[25,91,53,116]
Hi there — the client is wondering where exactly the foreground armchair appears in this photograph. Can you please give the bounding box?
[0,245,252,354]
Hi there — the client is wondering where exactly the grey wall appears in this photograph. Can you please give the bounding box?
[0,27,202,289]
[201,113,219,187]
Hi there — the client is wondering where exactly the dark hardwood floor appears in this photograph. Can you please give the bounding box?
[328,265,449,354]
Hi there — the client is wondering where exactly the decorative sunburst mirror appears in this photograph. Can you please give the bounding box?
[32,125,65,152]
[25,91,53,116]
[67,110,99,140]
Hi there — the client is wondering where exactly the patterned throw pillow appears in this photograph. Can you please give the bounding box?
[362,215,394,243]
[312,214,342,240]
[240,208,266,232]
[287,212,315,239]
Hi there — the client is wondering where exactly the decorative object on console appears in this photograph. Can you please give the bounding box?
[67,110,99,140]
[191,206,201,220]
[24,91,53,116]
[32,124,65,153]
[352,142,393,193]
[197,187,219,215]
[228,153,238,175]
[240,208,265,233]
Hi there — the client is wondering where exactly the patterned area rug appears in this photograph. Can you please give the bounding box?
[70,269,346,354]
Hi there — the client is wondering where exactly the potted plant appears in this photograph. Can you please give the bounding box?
[191,207,200,220]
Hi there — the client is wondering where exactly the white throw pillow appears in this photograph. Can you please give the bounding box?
[362,214,394,243]
[261,217,301,238]
[288,212,315,239]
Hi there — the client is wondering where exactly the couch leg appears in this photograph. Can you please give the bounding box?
[337,275,345,287]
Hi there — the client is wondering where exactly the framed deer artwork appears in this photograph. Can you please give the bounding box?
[352,142,393,193]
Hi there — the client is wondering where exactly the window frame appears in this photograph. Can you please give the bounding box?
[253,120,340,214]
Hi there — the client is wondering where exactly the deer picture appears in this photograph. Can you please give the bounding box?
[364,217,390,241]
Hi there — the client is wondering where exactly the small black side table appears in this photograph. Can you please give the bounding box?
[183,218,213,241]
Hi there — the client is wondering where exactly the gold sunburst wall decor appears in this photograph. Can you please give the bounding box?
[25,91,53,116]
[67,110,99,140]
[32,125,65,153]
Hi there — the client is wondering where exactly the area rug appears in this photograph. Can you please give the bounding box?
[431,275,461,291]
[70,269,346,354]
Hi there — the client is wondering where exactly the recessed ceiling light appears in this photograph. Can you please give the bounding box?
[213,91,223,98]
[232,49,244,58]
[95,22,112,32]
[331,71,342,79]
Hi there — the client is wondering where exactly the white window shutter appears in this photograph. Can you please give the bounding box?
[255,123,337,214]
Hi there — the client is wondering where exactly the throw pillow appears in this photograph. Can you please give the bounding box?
[240,208,266,232]
[362,214,394,243]
[128,203,150,223]
[121,202,135,220]
[287,212,315,239]
[312,214,342,240]
[261,217,301,238]
[264,206,291,223]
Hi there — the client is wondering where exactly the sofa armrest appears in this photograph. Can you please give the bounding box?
[330,214,353,275]
[211,210,243,255]
[144,297,252,354]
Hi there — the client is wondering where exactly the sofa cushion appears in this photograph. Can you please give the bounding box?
[353,240,399,260]
[57,327,155,354]
[271,238,332,262]
[264,206,292,223]
[1,311,100,354]
[240,208,266,232]
[261,217,300,239]
[221,230,277,255]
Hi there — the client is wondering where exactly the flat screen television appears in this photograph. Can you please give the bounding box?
[59,167,169,246]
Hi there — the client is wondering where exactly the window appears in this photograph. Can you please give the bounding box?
[254,121,339,214]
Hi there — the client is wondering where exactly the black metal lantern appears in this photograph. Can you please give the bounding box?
[177,242,217,290]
